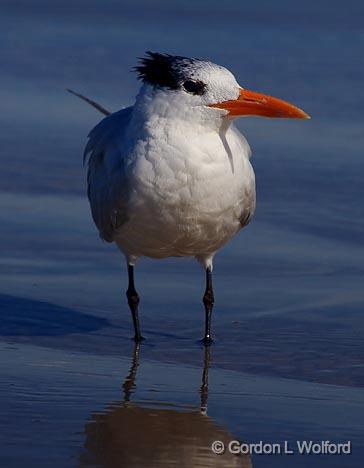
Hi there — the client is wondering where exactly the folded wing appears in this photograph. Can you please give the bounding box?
[84,107,133,242]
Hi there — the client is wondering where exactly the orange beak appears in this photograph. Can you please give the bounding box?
[209,88,310,119]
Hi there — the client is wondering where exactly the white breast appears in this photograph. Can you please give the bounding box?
[114,119,256,264]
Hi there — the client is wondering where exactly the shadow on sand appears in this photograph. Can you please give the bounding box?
[0,294,110,336]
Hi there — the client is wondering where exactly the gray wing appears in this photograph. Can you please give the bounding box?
[229,124,256,229]
[239,183,256,228]
[84,106,133,242]
[239,202,255,228]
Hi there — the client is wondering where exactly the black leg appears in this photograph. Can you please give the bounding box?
[202,267,214,345]
[126,264,143,342]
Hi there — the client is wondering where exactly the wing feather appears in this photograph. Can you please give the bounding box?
[84,107,133,242]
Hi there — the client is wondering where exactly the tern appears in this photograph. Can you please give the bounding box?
[74,52,309,344]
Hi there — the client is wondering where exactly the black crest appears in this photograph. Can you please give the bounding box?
[134,52,199,90]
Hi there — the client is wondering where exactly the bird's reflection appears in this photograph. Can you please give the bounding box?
[80,345,252,467]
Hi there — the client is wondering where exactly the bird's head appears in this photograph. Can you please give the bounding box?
[134,52,309,128]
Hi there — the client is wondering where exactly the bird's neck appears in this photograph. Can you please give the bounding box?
[130,84,230,135]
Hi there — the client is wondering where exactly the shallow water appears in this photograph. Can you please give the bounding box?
[1,1,364,467]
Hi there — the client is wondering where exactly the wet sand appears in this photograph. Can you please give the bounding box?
[1,340,364,468]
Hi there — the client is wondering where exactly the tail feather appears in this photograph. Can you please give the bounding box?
[66,88,112,116]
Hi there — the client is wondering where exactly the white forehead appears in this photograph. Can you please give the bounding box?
[182,60,240,103]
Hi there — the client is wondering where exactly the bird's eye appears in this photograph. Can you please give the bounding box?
[182,80,206,95]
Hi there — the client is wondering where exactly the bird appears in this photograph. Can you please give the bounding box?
[74,52,309,345]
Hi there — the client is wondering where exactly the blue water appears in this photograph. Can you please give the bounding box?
[1,1,364,467]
